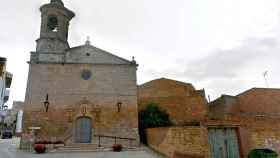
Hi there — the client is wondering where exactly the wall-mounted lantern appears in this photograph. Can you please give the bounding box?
[43,94,50,112]
[117,102,122,112]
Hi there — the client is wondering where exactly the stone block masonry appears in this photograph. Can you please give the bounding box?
[146,127,209,158]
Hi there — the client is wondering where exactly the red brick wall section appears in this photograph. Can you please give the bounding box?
[138,78,195,98]
[208,95,240,119]
[237,88,280,114]
[138,78,207,125]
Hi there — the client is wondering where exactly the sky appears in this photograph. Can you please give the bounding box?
[0,0,280,107]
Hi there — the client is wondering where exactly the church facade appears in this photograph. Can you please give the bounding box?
[23,0,139,146]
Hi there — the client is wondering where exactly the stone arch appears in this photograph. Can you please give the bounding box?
[73,98,101,120]
[248,149,278,158]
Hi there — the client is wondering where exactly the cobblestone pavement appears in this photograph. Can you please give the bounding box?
[0,138,163,158]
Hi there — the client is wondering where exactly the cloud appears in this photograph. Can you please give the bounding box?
[183,37,280,81]
[141,37,280,98]
[2,0,280,106]
[143,37,280,82]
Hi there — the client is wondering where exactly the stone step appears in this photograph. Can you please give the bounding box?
[52,147,111,153]
[52,145,142,153]
[64,143,99,147]
[59,145,98,150]
[64,143,138,149]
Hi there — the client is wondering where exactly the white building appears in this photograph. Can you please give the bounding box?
[0,57,13,122]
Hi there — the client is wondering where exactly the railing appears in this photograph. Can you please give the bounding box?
[94,135,137,147]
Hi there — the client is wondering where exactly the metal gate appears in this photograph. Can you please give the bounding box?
[208,128,240,158]
[75,117,92,143]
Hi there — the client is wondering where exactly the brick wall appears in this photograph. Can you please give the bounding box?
[207,88,280,157]
[237,88,280,115]
[206,115,280,157]
[138,78,207,125]
[209,88,280,118]
[146,127,209,158]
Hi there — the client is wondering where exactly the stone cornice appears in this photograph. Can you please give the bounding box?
[27,61,138,67]
[40,3,75,19]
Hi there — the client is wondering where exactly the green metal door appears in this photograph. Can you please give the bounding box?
[208,128,240,158]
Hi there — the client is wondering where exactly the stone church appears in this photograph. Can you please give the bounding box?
[23,0,139,146]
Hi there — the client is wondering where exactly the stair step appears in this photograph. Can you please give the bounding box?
[51,149,111,153]
[52,145,141,153]
[63,145,99,147]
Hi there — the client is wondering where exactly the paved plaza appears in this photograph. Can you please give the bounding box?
[0,138,163,158]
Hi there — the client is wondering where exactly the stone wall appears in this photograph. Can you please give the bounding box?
[66,45,132,65]
[33,44,133,65]
[23,62,139,146]
[145,122,280,158]
[25,64,137,106]
[23,108,139,147]
[146,127,209,158]
[249,127,280,156]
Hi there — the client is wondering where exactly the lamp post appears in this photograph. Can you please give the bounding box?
[43,94,50,112]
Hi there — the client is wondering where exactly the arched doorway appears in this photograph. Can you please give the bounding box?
[75,117,92,143]
[248,149,278,158]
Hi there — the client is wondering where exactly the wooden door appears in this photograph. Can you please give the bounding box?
[75,117,92,143]
[208,128,240,158]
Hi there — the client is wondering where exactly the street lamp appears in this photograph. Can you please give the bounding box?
[43,94,50,112]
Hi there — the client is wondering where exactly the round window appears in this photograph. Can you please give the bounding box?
[81,70,92,80]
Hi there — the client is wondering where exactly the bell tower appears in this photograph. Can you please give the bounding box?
[36,0,75,52]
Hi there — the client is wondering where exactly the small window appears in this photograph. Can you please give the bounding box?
[47,16,58,32]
